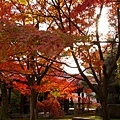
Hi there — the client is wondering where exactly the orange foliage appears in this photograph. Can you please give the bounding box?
[0,61,32,74]
[37,94,64,117]
[35,76,77,98]
[0,0,117,120]
[0,20,75,96]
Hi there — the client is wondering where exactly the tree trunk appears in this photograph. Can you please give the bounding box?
[0,83,9,120]
[30,89,37,120]
[20,94,24,115]
[64,99,69,114]
[8,88,11,104]
[99,80,109,120]
[101,99,110,120]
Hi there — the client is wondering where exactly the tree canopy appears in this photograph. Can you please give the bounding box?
[0,0,120,120]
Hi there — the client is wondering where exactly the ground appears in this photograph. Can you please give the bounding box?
[10,114,120,120]
[9,108,120,120]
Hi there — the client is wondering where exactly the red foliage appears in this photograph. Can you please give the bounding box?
[0,1,14,21]
[0,20,75,95]
[0,62,25,73]
[72,0,113,17]
[37,94,64,117]
[36,76,77,98]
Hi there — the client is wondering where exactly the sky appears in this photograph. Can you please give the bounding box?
[98,8,109,35]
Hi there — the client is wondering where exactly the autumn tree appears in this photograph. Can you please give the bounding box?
[0,1,76,120]
[1,0,120,120]
[11,0,119,120]
[0,16,76,120]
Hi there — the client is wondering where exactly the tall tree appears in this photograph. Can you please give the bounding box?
[0,0,119,120]
[0,19,74,120]
[17,0,119,120]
